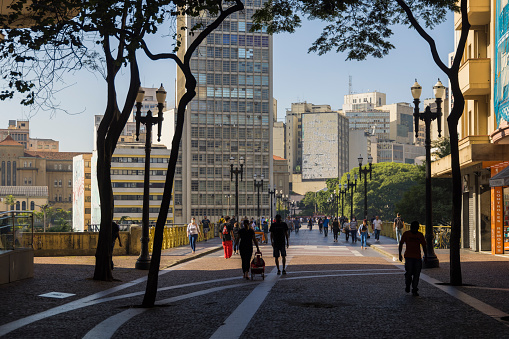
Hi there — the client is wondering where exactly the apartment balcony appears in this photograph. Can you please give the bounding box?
[454,0,490,30]
[458,58,490,99]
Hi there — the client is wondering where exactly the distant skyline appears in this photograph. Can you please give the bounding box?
[0,14,453,152]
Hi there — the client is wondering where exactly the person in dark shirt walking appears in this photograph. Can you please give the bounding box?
[111,222,122,270]
[238,219,260,279]
[399,221,428,296]
[269,214,289,275]
[332,218,340,242]
[201,216,210,241]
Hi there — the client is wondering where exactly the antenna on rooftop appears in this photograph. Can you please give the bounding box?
[349,75,352,95]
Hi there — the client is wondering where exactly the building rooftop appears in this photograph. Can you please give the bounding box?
[273,155,286,161]
[0,186,48,197]
[0,135,23,147]
[24,151,89,160]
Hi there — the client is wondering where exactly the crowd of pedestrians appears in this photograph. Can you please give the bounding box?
[187,212,426,296]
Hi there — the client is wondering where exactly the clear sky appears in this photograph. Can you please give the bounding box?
[0,13,453,152]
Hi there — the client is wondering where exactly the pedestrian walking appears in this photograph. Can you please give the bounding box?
[308,218,313,230]
[318,217,323,234]
[238,219,260,280]
[359,219,369,250]
[262,217,269,244]
[201,216,210,241]
[322,216,329,237]
[187,217,201,254]
[349,217,358,243]
[332,218,340,242]
[393,213,405,243]
[269,214,289,275]
[232,220,240,254]
[398,220,428,296]
[111,221,122,270]
[373,216,382,242]
[221,217,233,259]
[294,217,301,234]
[343,218,350,241]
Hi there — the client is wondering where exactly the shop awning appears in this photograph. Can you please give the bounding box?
[490,165,509,187]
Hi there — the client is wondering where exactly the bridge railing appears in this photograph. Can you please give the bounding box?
[0,211,34,251]
[379,221,451,249]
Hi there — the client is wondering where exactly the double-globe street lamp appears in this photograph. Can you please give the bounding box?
[411,79,444,269]
[358,155,373,220]
[135,84,167,270]
[339,183,348,218]
[253,174,264,226]
[347,173,358,219]
[268,185,276,223]
[230,156,244,221]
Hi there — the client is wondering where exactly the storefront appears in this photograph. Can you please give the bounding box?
[489,162,509,254]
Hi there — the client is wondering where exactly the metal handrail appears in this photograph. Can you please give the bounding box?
[0,210,34,250]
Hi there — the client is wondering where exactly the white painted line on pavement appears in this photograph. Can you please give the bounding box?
[0,260,192,337]
[83,283,252,339]
[209,256,293,339]
[284,272,402,281]
[351,250,363,256]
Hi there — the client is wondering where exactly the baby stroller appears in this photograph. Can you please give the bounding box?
[250,250,265,280]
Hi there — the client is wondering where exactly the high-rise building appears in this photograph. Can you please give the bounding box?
[343,91,386,112]
[285,102,331,174]
[301,111,349,180]
[272,121,285,159]
[175,4,273,223]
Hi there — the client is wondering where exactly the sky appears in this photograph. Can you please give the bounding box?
[0,13,454,152]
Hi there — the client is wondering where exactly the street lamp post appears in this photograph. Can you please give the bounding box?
[135,84,167,270]
[358,155,373,220]
[268,185,276,223]
[275,190,282,215]
[347,173,358,219]
[339,183,348,217]
[230,156,244,221]
[411,79,444,269]
[225,194,231,217]
[254,174,264,226]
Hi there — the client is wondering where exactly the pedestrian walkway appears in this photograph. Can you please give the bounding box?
[1,232,509,338]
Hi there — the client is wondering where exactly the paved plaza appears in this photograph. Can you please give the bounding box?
[1,229,509,338]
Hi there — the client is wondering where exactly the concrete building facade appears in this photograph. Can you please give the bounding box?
[432,0,506,255]
[174,6,273,223]
[301,111,349,180]
[273,120,285,159]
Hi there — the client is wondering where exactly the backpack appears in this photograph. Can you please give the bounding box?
[395,217,404,230]
[222,224,229,234]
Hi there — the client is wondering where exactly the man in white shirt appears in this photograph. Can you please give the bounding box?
[373,216,383,242]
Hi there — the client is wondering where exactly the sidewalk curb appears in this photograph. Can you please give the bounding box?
[368,242,398,261]
[161,245,223,270]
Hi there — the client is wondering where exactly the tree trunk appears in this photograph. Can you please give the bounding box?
[142,0,244,307]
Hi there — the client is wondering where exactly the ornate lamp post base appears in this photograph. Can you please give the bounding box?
[423,254,440,268]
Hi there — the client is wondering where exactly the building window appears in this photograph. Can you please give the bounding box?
[16,201,20,210]
[58,180,62,187]
[24,161,27,167]
[69,194,72,202]
[28,177,32,185]
[59,195,62,202]
[29,162,32,167]
[30,201,35,210]
[24,177,27,185]
[1,161,4,185]
[22,201,26,210]
[54,180,58,187]
[68,179,72,187]
[12,161,16,185]
[6,161,11,185]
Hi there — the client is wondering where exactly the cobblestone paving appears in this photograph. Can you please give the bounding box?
[1,231,509,338]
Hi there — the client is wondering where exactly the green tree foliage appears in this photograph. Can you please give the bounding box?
[5,195,16,209]
[297,191,317,216]
[252,0,456,61]
[335,163,421,221]
[395,165,453,225]
[432,137,451,159]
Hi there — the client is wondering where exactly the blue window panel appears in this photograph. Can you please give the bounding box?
[223,34,230,44]
[231,34,238,44]
[238,22,246,32]
[262,36,269,47]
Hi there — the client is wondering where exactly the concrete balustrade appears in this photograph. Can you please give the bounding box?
[12,223,217,256]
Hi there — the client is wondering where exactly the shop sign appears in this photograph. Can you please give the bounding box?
[491,186,504,254]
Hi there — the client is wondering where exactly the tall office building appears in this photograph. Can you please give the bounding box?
[175,2,273,223]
